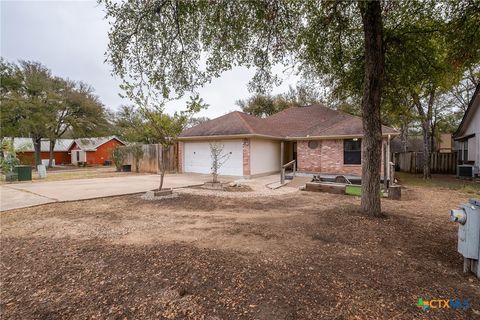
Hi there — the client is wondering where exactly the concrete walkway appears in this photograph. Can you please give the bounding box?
[0,174,212,212]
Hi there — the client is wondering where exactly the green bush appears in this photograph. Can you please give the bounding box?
[111,146,126,172]
[1,141,20,175]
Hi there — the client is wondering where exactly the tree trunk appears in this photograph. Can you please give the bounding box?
[421,119,431,179]
[32,136,42,166]
[430,125,435,153]
[415,90,435,179]
[400,119,408,153]
[158,146,167,190]
[359,0,384,216]
[48,139,56,168]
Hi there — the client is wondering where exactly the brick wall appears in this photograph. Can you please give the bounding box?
[17,151,71,165]
[297,140,323,172]
[242,138,251,176]
[297,139,362,176]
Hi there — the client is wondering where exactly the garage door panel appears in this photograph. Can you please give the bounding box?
[184,140,243,176]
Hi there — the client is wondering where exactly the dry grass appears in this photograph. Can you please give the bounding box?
[1,183,479,319]
[1,166,143,184]
[396,172,480,196]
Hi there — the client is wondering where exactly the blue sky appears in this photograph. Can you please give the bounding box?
[1,0,299,118]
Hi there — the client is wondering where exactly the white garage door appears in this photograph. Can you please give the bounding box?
[184,140,243,176]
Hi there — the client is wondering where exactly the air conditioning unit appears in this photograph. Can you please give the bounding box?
[457,165,478,178]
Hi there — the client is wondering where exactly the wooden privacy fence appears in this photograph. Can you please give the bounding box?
[393,151,457,174]
[124,143,178,173]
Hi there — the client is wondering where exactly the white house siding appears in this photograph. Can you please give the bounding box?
[183,140,243,176]
[71,150,86,165]
[250,139,281,175]
[462,105,479,165]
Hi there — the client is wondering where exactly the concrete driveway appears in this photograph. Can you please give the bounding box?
[0,174,213,212]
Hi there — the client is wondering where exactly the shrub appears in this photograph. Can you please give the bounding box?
[111,146,126,172]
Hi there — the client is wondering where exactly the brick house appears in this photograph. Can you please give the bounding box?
[70,136,125,166]
[178,104,398,178]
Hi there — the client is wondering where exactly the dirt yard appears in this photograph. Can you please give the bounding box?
[1,183,479,319]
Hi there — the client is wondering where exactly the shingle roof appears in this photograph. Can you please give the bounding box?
[5,138,75,152]
[73,136,124,151]
[180,104,397,139]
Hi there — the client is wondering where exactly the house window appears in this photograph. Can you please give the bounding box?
[458,140,469,163]
[344,139,361,165]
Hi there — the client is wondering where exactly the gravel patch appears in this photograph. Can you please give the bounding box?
[176,186,299,198]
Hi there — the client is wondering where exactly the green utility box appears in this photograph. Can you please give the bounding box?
[345,184,362,196]
[345,184,385,197]
[15,165,32,181]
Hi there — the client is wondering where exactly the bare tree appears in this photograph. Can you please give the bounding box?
[209,143,230,183]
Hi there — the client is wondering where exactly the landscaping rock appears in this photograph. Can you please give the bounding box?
[154,189,173,197]
[141,190,178,201]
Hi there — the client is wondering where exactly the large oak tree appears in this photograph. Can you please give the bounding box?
[103,0,478,215]
[0,60,110,167]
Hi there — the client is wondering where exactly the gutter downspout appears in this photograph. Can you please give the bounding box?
[387,134,391,186]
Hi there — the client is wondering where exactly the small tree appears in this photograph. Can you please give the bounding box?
[0,140,20,180]
[111,146,126,172]
[140,95,207,190]
[129,143,144,173]
[209,143,230,183]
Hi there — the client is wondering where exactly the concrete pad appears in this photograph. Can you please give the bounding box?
[0,186,53,211]
[0,173,212,212]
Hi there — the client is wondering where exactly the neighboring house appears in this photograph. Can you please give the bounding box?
[453,84,480,172]
[9,138,75,166]
[70,136,125,165]
[178,104,398,177]
[5,136,125,166]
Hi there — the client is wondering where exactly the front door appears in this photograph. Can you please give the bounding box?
[293,142,297,162]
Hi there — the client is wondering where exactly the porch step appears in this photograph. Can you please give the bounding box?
[287,176,312,189]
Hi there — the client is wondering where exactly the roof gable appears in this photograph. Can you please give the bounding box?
[181,112,258,137]
[180,104,398,139]
[454,84,479,139]
[74,136,125,151]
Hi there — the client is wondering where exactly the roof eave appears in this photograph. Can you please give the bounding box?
[285,132,399,140]
[178,132,399,141]
[454,84,480,138]
[178,133,284,141]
